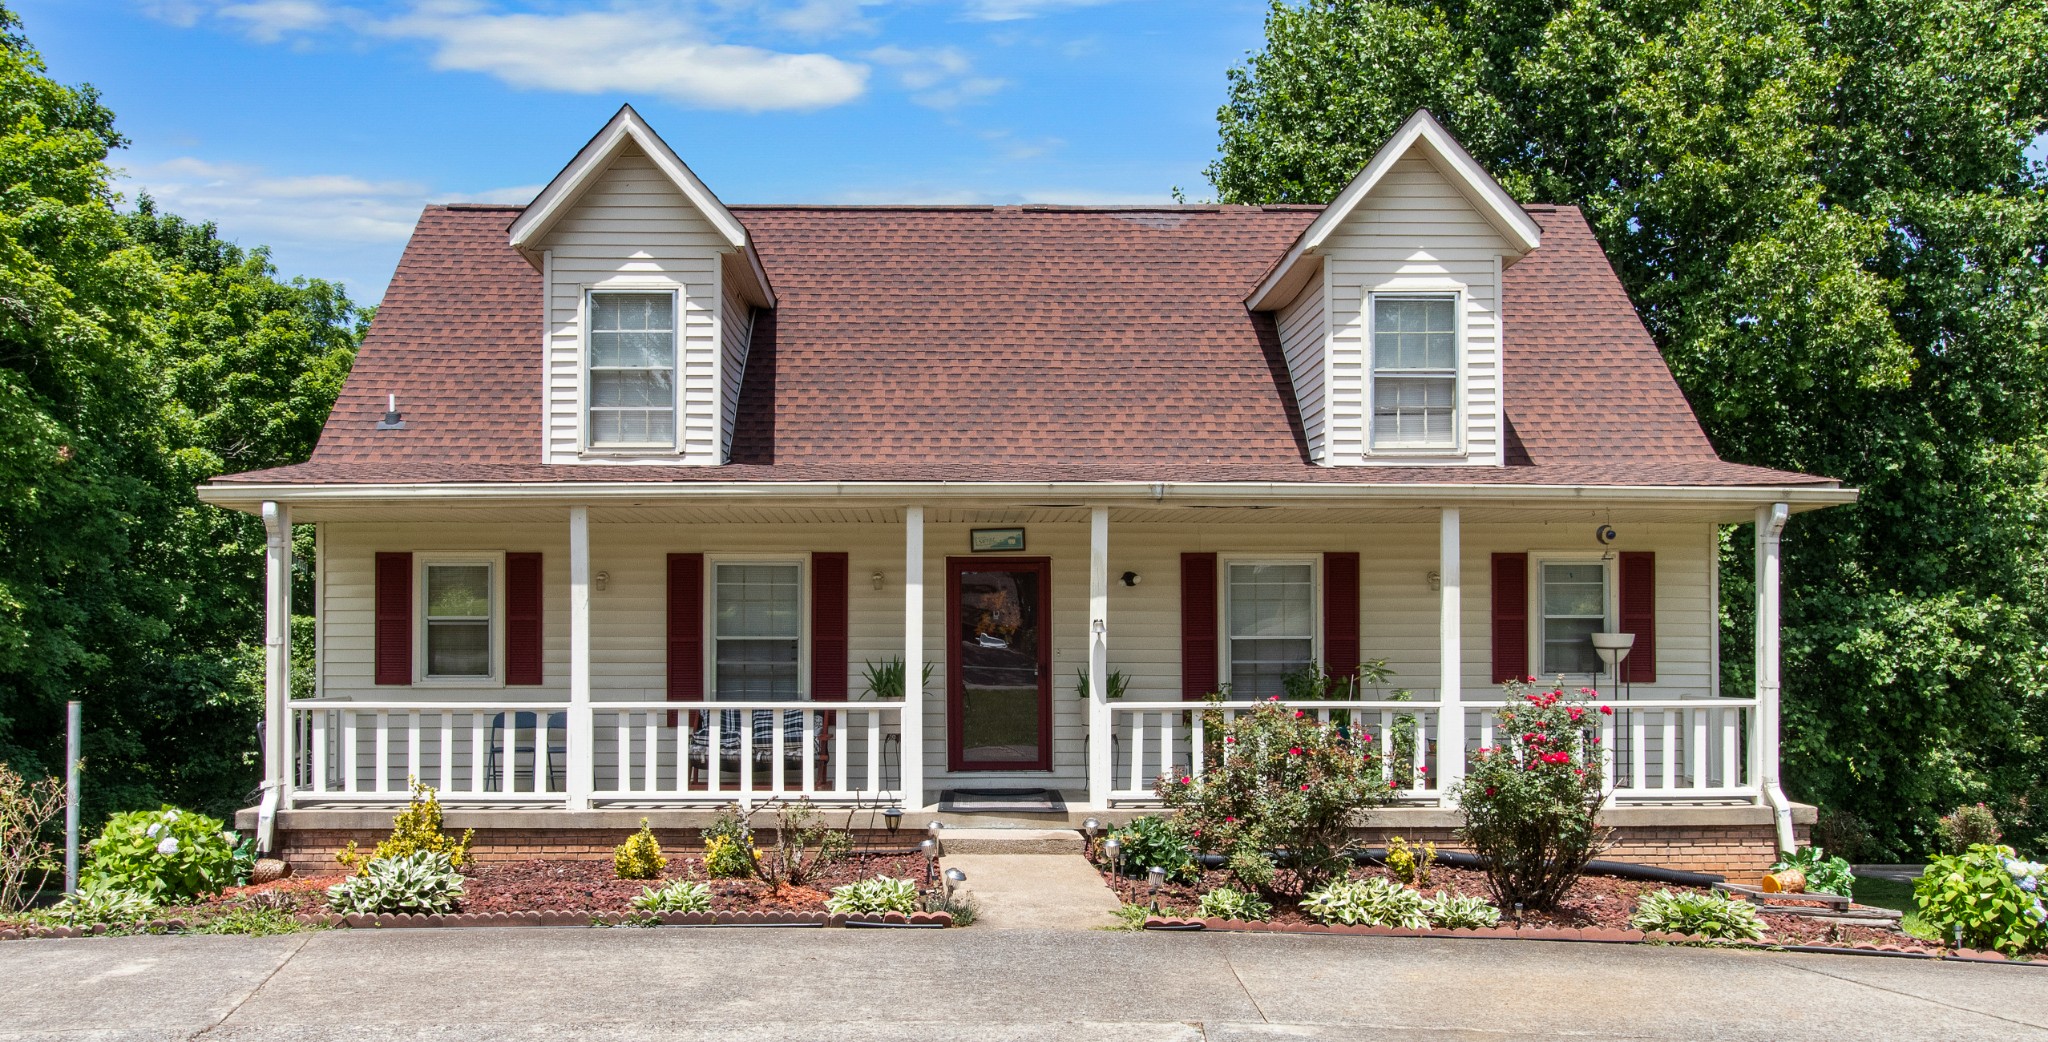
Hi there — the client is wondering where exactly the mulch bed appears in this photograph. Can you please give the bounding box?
[1099,859,1943,954]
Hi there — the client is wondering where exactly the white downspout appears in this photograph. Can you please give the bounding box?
[1755,502,1796,853]
[258,501,292,854]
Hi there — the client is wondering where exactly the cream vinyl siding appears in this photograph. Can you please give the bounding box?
[316,520,1717,787]
[1323,151,1508,466]
[1275,280,1328,462]
[717,263,755,460]
[542,144,730,465]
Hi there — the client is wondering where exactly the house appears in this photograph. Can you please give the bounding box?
[207,107,1853,875]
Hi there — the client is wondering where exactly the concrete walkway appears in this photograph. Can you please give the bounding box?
[1,928,2044,1041]
[941,853,1124,929]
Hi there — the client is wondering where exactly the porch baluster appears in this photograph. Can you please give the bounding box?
[374,710,390,794]
[438,711,453,794]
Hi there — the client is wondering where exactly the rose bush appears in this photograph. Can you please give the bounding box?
[1160,698,1397,895]
[1447,679,1611,910]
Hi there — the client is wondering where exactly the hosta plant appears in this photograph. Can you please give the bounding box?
[1447,679,1611,910]
[46,881,159,926]
[325,851,465,915]
[81,807,243,902]
[1197,886,1273,922]
[632,878,713,914]
[1300,877,1431,929]
[1769,846,1855,897]
[1102,814,1198,883]
[1425,892,1501,929]
[1162,699,1397,894]
[825,876,919,916]
[1630,889,1766,941]
[1913,845,2046,956]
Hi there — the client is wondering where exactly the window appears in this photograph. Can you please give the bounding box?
[712,562,802,699]
[424,563,492,678]
[587,291,676,449]
[1540,562,1608,675]
[1226,562,1315,697]
[1370,295,1458,450]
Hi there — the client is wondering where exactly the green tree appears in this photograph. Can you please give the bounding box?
[0,5,359,824]
[1210,0,2048,856]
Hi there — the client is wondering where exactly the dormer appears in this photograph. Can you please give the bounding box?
[511,106,774,466]
[1249,110,1541,467]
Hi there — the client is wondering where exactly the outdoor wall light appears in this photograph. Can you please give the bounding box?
[1426,570,1441,592]
[871,572,885,591]
[594,571,609,593]
[1120,571,1141,587]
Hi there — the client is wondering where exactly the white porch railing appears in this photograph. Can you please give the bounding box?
[289,699,903,806]
[1471,697,1759,801]
[1107,700,1442,803]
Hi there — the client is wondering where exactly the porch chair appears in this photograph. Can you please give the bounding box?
[686,708,833,790]
[484,711,568,793]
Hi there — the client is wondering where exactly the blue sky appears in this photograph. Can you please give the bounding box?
[20,1,1272,302]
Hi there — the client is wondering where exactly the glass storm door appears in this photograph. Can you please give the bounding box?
[947,558,1052,771]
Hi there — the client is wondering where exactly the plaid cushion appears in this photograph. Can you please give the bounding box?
[688,709,812,756]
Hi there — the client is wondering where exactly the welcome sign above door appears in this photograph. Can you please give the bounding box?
[970,528,1025,552]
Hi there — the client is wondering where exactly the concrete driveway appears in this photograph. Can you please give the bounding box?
[0,928,2042,1041]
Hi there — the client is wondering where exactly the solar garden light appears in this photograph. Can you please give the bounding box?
[944,867,966,903]
[883,806,903,837]
[1103,835,1122,877]
[919,838,936,881]
[1147,865,1166,914]
[1513,902,1524,929]
[927,820,945,839]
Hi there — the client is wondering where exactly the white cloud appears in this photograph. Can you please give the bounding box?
[763,0,882,36]
[121,157,429,244]
[217,0,334,42]
[374,2,869,111]
[961,0,1125,22]
[862,44,1003,109]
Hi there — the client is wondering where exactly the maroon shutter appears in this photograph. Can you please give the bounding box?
[811,553,849,700]
[667,554,705,701]
[1180,552,1219,700]
[1490,553,1529,684]
[374,552,413,685]
[505,552,543,685]
[1323,552,1360,682]
[1619,551,1657,682]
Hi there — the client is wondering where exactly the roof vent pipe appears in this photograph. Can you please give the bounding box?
[376,394,407,431]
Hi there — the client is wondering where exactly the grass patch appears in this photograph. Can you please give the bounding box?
[1851,874,1916,911]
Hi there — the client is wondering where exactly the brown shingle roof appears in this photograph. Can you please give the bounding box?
[215,203,1834,489]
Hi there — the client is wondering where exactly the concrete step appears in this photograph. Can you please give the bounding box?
[940,853,1124,930]
[938,827,1085,856]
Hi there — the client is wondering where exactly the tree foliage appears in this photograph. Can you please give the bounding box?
[1212,0,2048,856]
[0,6,359,825]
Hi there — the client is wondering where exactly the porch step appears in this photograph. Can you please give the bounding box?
[939,854,1123,930]
[937,827,1084,856]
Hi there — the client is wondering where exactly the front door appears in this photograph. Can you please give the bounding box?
[947,558,1052,771]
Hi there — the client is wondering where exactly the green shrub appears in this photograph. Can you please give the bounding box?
[1769,846,1855,897]
[702,835,756,878]
[1447,680,1610,910]
[46,881,159,926]
[1300,877,1431,929]
[1913,845,2046,955]
[1425,892,1501,929]
[1103,814,1198,883]
[825,876,919,916]
[338,781,474,871]
[1197,886,1273,922]
[81,806,243,902]
[1,762,65,914]
[199,908,316,936]
[1936,804,2002,855]
[1106,902,1156,930]
[614,819,667,880]
[1630,889,1765,941]
[325,851,465,915]
[632,878,713,914]
[1384,836,1434,888]
[1162,699,1398,895]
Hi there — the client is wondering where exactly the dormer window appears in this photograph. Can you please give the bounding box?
[1369,294,1459,451]
[587,290,677,450]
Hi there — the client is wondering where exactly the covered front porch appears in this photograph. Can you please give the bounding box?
[234,488,1830,849]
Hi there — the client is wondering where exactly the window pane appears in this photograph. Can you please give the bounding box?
[589,409,675,446]
[427,621,490,677]
[592,293,673,333]
[426,565,489,618]
[1374,297,1456,370]
[1541,564,1606,616]
[590,369,674,407]
[715,564,801,638]
[1230,638,1314,698]
[1227,563,1313,638]
[714,639,800,700]
[1543,618,1604,675]
[1372,376,1457,447]
[1540,562,1607,674]
[590,330,674,367]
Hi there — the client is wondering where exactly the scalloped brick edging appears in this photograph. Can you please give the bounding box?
[1139,916,2042,966]
[0,909,952,939]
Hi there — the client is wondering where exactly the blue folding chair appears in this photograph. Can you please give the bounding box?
[484,711,567,792]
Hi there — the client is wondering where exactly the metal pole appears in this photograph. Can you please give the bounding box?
[64,700,80,895]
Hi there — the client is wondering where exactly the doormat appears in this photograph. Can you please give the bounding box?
[938,788,1067,814]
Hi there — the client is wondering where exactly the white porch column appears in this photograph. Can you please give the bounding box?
[260,502,293,814]
[1756,502,1795,849]
[901,506,926,810]
[1086,507,1111,807]
[566,505,592,810]
[1436,507,1464,797]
